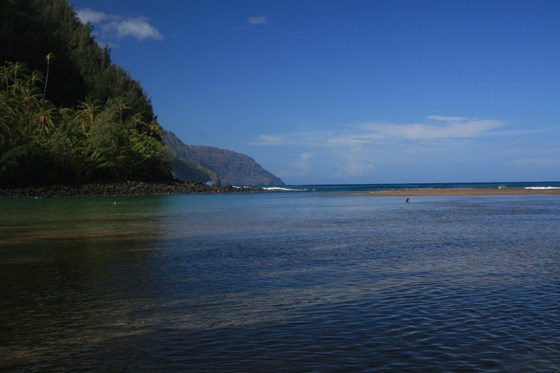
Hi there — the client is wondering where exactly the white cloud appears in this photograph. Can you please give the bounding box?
[426,115,468,122]
[253,116,560,183]
[254,131,330,146]
[283,152,315,178]
[77,8,163,41]
[248,16,267,25]
[255,134,287,145]
[77,8,109,24]
[359,118,503,140]
[252,115,510,181]
[254,116,503,147]
[108,18,163,40]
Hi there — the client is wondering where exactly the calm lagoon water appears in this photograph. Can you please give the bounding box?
[1,190,559,371]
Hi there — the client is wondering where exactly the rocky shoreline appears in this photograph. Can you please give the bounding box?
[0,181,267,199]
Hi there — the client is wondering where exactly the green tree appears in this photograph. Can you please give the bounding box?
[0,0,172,186]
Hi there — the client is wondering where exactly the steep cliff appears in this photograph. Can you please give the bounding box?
[163,131,284,186]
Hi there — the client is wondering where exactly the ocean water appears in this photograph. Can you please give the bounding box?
[263,181,560,193]
[1,185,559,371]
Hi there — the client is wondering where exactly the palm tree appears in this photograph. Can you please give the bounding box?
[75,97,100,134]
[30,70,43,87]
[1,62,25,93]
[108,96,131,123]
[43,52,55,99]
[36,100,56,135]
[0,64,11,91]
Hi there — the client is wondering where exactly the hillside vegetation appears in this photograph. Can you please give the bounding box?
[0,0,171,186]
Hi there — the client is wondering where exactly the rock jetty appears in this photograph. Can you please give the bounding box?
[0,181,264,199]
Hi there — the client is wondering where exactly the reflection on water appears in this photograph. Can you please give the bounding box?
[0,197,170,371]
[1,194,559,371]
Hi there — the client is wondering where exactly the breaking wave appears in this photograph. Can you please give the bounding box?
[525,186,560,190]
[261,186,309,192]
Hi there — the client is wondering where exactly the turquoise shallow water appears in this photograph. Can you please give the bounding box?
[1,190,559,371]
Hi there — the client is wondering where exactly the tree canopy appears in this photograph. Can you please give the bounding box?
[0,0,170,186]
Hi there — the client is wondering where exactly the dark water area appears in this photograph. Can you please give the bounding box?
[1,191,559,371]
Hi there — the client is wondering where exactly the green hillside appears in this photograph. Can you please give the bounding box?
[0,0,171,186]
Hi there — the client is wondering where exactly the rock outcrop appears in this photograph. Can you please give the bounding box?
[0,181,267,199]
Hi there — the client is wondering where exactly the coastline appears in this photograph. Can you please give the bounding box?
[0,181,265,199]
[364,187,560,196]
[2,182,559,199]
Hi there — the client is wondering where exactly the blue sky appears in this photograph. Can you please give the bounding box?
[69,0,560,184]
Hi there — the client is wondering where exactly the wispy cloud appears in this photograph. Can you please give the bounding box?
[248,16,267,25]
[426,115,468,122]
[77,8,163,41]
[252,116,509,180]
[254,131,332,146]
[293,152,314,173]
[254,116,504,147]
[108,18,163,40]
[77,8,107,24]
[358,119,503,141]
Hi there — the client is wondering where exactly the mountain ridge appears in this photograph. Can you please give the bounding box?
[163,130,284,186]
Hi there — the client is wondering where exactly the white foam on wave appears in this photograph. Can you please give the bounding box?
[261,186,307,192]
[524,186,560,190]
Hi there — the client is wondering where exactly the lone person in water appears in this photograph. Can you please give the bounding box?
[406,198,410,203]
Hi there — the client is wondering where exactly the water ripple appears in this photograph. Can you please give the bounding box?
[1,194,559,371]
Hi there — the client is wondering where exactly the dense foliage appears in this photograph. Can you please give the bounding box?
[0,0,170,186]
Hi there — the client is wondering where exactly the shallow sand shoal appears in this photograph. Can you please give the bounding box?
[365,188,560,196]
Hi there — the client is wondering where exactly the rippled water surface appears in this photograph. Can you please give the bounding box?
[1,192,559,371]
